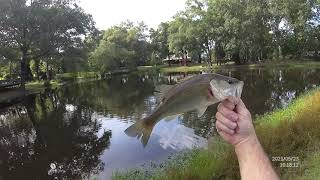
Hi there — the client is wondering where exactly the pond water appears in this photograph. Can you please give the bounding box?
[0,67,319,180]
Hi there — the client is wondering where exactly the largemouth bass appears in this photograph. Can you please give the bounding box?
[125,73,244,146]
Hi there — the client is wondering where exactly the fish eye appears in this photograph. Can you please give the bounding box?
[228,80,233,84]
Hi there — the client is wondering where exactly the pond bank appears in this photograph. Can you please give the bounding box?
[0,72,100,104]
[112,88,320,180]
[1,61,319,104]
[138,60,320,73]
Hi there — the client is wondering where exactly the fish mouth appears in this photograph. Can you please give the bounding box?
[208,87,214,97]
[235,81,244,98]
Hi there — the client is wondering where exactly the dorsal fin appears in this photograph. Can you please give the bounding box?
[154,84,174,103]
[177,75,193,84]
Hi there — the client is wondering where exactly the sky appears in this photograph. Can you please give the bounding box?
[79,0,187,30]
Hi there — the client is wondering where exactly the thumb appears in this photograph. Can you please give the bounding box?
[226,97,247,114]
[235,98,248,114]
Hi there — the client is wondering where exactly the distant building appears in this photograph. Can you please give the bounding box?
[162,55,192,65]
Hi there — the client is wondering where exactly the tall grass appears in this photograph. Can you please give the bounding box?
[113,88,320,180]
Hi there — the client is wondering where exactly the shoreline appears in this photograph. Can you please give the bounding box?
[1,61,320,104]
[138,60,320,73]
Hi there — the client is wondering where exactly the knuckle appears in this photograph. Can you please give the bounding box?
[229,129,234,134]
[215,121,221,129]
[225,112,236,121]
[215,124,219,130]
[223,101,233,109]
[217,103,223,111]
[215,112,220,119]
[220,106,227,115]
[216,112,223,120]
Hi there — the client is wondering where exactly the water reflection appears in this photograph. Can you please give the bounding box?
[0,91,112,180]
[0,68,319,179]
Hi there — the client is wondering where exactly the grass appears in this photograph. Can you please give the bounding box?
[137,64,208,73]
[222,60,320,70]
[55,71,99,81]
[25,80,63,91]
[113,88,320,180]
[136,60,320,74]
[160,65,205,73]
[24,72,100,91]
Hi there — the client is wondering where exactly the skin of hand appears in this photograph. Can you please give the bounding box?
[215,96,257,147]
[215,97,280,180]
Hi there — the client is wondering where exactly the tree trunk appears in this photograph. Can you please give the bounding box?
[233,52,241,65]
[198,53,202,64]
[20,50,28,88]
[207,47,212,66]
[183,51,187,66]
[23,95,45,147]
[35,59,40,81]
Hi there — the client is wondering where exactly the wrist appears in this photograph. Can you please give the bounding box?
[235,134,260,154]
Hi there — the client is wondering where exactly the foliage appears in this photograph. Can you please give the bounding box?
[89,22,150,73]
[0,0,95,82]
[149,22,171,60]
[153,0,320,65]
[1,0,320,80]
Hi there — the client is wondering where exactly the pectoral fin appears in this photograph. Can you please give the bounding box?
[196,106,208,118]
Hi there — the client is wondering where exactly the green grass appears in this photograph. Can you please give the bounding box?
[219,60,320,70]
[136,61,320,74]
[25,80,63,91]
[55,72,99,81]
[25,72,100,91]
[137,64,207,73]
[113,88,320,180]
[160,65,206,73]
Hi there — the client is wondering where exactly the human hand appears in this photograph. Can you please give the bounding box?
[215,97,257,148]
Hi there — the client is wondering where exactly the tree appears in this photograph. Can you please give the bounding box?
[168,13,191,66]
[150,22,171,61]
[89,22,150,73]
[0,0,95,85]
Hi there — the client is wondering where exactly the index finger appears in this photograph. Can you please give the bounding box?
[221,99,235,110]
[226,96,248,114]
[225,96,240,107]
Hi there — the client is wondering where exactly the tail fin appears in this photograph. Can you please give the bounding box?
[124,118,156,147]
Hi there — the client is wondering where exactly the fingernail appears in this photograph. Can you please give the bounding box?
[232,122,237,129]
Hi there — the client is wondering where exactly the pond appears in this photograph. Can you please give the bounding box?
[0,67,319,180]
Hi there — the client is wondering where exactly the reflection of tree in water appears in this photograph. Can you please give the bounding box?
[0,90,112,180]
[1,68,318,178]
[180,105,217,138]
[180,68,320,137]
[218,68,320,116]
[61,74,156,122]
